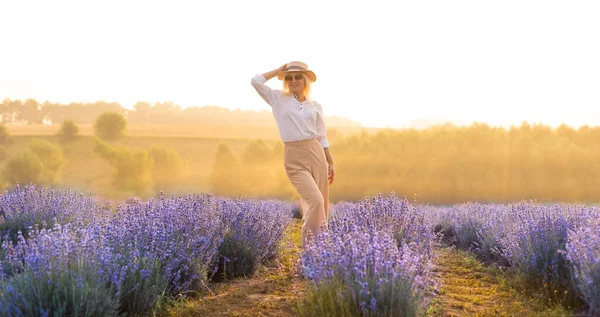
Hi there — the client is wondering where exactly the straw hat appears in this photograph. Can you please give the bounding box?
[277,61,317,82]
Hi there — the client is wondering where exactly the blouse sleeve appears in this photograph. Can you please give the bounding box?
[315,102,330,148]
[250,74,280,107]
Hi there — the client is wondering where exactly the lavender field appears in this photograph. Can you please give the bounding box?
[427,201,600,316]
[299,196,600,316]
[1,186,599,316]
[0,185,292,316]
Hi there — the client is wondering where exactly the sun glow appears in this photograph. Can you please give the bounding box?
[1,0,599,129]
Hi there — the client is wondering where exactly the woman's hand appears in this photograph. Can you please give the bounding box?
[328,163,335,185]
[277,64,287,72]
[262,64,288,81]
[324,148,335,185]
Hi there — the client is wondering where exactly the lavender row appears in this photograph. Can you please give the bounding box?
[566,219,600,316]
[0,186,292,316]
[300,194,439,316]
[429,201,600,314]
[0,184,112,243]
[217,198,293,278]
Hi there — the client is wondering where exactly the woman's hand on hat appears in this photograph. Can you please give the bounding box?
[262,64,288,81]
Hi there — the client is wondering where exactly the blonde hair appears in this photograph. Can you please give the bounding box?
[282,73,312,100]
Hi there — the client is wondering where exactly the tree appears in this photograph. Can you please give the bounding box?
[94,112,126,140]
[148,146,187,194]
[269,141,295,200]
[56,120,79,142]
[272,141,283,159]
[0,124,9,144]
[241,140,271,165]
[29,139,66,184]
[210,144,242,196]
[240,140,273,197]
[2,151,44,185]
[0,146,8,161]
[19,99,43,123]
[94,138,153,195]
[129,101,152,124]
[1,139,65,186]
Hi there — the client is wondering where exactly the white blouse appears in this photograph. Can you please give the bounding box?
[251,74,330,148]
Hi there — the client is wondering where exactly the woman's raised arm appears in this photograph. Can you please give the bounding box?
[250,64,287,107]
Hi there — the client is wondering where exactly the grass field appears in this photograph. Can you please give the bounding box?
[2,123,383,201]
[3,134,264,200]
[4,123,383,139]
[428,248,570,317]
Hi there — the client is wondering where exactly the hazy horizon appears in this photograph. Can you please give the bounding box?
[1,0,598,129]
[5,98,600,130]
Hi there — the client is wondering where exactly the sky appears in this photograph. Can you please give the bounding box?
[1,0,599,129]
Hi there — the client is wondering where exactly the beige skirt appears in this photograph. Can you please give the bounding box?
[284,138,329,248]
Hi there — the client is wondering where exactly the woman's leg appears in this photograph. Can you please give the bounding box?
[310,145,329,222]
[285,145,326,248]
[284,140,330,248]
[286,168,326,248]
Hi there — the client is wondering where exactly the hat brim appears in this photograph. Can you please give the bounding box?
[277,70,317,82]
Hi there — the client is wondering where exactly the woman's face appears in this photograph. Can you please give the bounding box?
[285,72,305,95]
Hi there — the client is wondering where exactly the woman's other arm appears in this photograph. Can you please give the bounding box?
[315,102,335,184]
[324,148,335,185]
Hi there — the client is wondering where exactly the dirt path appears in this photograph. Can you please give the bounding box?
[162,222,573,317]
[163,219,308,317]
[429,247,570,317]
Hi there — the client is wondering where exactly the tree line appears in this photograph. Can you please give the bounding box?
[210,122,600,204]
[0,113,186,197]
[330,122,600,203]
[210,140,295,200]
[0,99,361,126]
[3,113,600,204]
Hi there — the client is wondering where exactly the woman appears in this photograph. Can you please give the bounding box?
[251,61,335,248]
